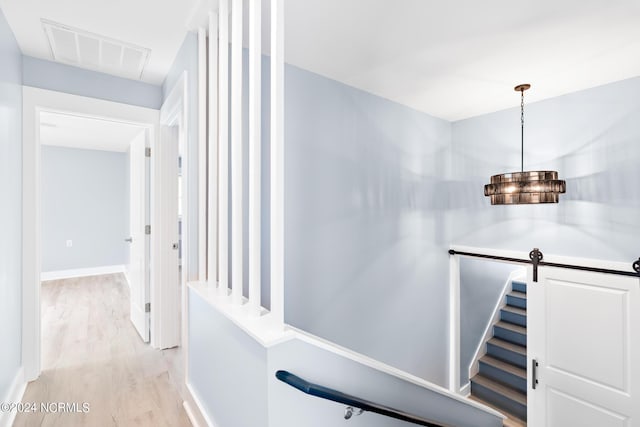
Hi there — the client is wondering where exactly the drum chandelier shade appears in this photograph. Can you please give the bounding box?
[484,84,566,205]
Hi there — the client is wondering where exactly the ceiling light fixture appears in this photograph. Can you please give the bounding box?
[484,84,566,205]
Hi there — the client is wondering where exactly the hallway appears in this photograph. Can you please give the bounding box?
[14,274,190,427]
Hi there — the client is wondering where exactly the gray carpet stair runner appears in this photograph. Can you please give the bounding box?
[471,280,527,422]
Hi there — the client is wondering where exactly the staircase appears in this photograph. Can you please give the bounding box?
[471,280,527,423]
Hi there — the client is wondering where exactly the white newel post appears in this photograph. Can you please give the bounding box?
[270,0,285,327]
[217,0,229,296]
[248,0,262,316]
[449,253,461,393]
[230,0,243,305]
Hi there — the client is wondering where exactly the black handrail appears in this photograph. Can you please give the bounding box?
[449,248,640,283]
[275,370,451,427]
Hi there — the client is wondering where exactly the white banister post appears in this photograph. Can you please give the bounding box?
[217,0,229,296]
[197,27,207,281]
[449,252,461,393]
[248,0,262,316]
[230,0,244,305]
[270,0,284,327]
[207,11,219,285]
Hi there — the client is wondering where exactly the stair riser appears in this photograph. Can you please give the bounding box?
[506,294,527,309]
[511,281,527,294]
[487,343,527,369]
[493,326,526,347]
[471,381,527,421]
[479,362,527,394]
[500,310,527,327]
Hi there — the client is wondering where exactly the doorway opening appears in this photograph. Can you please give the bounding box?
[22,87,186,384]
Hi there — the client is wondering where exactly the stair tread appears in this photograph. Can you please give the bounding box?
[468,395,527,426]
[508,290,527,299]
[495,321,526,334]
[480,355,527,379]
[502,305,526,316]
[488,337,527,355]
[471,374,527,405]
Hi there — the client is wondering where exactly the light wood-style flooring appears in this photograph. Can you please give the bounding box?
[14,274,191,427]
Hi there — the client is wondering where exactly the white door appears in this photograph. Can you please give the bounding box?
[528,266,640,426]
[155,125,181,349]
[128,131,150,342]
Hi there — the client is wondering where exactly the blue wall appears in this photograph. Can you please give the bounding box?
[162,32,200,280]
[0,5,22,404]
[284,65,452,383]
[451,77,640,262]
[41,146,129,272]
[22,56,162,109]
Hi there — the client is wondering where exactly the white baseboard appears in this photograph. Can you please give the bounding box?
[0,367,27,427]
[184,382,216,427]
[460,382,471,397]
[40,265,126,281]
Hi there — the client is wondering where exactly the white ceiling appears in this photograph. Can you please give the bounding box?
[284,0,640,120]
[0,0,200,84]
[40,111,145,152]
[2,0,640,119]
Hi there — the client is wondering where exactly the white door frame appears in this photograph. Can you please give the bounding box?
[22,87,159,381]
[155,71,189,350]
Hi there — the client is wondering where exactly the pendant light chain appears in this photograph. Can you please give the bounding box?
[520,88,524,173]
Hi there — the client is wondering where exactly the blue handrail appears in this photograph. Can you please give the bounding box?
[275,370,451,427]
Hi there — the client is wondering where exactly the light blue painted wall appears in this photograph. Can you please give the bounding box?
[451,77,640,262]
[22,56,162,109]
[188,289,269,427]
[162,32,200,280]
[284,65,452,384]
[0,5,22,403]
[41,146,128,272]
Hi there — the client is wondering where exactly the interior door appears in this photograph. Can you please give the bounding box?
[157,125,181,349]
[128,130,150,342]
[528,266,640,426]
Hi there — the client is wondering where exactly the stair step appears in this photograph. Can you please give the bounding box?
[506,291,527,309]
[511,281,527,294]
[500,306,527,327]
[488,337,526,356]
[479,355,527,393]
[480,355,527,379]
[471,374,527,421]
[471,374,527,406]
[494,321,526,347]
[487,338,527,369]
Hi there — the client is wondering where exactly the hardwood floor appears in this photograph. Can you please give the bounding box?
[14,274,191,427]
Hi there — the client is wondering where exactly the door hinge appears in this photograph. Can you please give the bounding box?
[145,225,151,235]
[145,147,151,157]
[145,302,151,313]
[532,358,539,389]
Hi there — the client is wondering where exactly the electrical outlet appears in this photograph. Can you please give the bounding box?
[66,240,73,248]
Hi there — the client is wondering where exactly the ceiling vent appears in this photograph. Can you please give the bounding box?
[41,19,151,81]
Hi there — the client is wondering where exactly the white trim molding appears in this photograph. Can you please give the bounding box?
[0,368,27,427]
[40,264,127,281]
